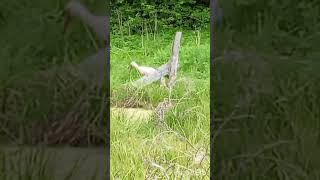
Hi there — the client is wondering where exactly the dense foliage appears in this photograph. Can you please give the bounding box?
[111,0,320,56]
[111,0,320,34]
[110,0,210,33]
[218,0,320,56]
[219,0,319,34]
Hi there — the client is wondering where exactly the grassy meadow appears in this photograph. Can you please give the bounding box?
[110,28,210,178]
[213,22,320,179]
[0,0,107,179]
[1,0,320,179]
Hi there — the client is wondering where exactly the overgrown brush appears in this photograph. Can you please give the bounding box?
[0,68,107,146]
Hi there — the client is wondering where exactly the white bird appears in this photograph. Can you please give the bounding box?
[63,0,109,87]
[64,0,108,41]
[74,48,107,86]
[130,61,158,77]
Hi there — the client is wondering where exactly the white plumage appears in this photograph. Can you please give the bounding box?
[63,0,108,87]
[64,0,108,41]
[130,61,158,77]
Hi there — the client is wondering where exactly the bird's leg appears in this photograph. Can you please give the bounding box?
[63,11,72,33]
[128,65,132,72]
[160,77,166,87]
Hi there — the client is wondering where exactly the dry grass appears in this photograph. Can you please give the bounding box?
[0,67,107,146]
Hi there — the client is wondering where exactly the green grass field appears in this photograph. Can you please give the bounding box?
[0,1,107,179]
[2,0,320,179]
[110,30,210,179]
[213,26,320,179]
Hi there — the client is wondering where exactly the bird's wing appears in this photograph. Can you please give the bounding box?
[91,16,108,41]
[76,47,108,85]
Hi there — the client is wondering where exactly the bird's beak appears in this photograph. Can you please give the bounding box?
[63,10,72,33]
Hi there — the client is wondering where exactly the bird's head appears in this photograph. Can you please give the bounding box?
[130,61,138,67]
[129,61,139,73]
[63,1,87,33]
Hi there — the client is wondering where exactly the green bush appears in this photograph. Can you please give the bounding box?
[110,0,210,34]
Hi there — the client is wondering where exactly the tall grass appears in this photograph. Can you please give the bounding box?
[0,147,106,180]
[0,0,107,146]
[110,18,210,178]
[214,7,320,179]
[0,0,107,178]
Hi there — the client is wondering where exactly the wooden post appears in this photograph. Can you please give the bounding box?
[168,32,182,88]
